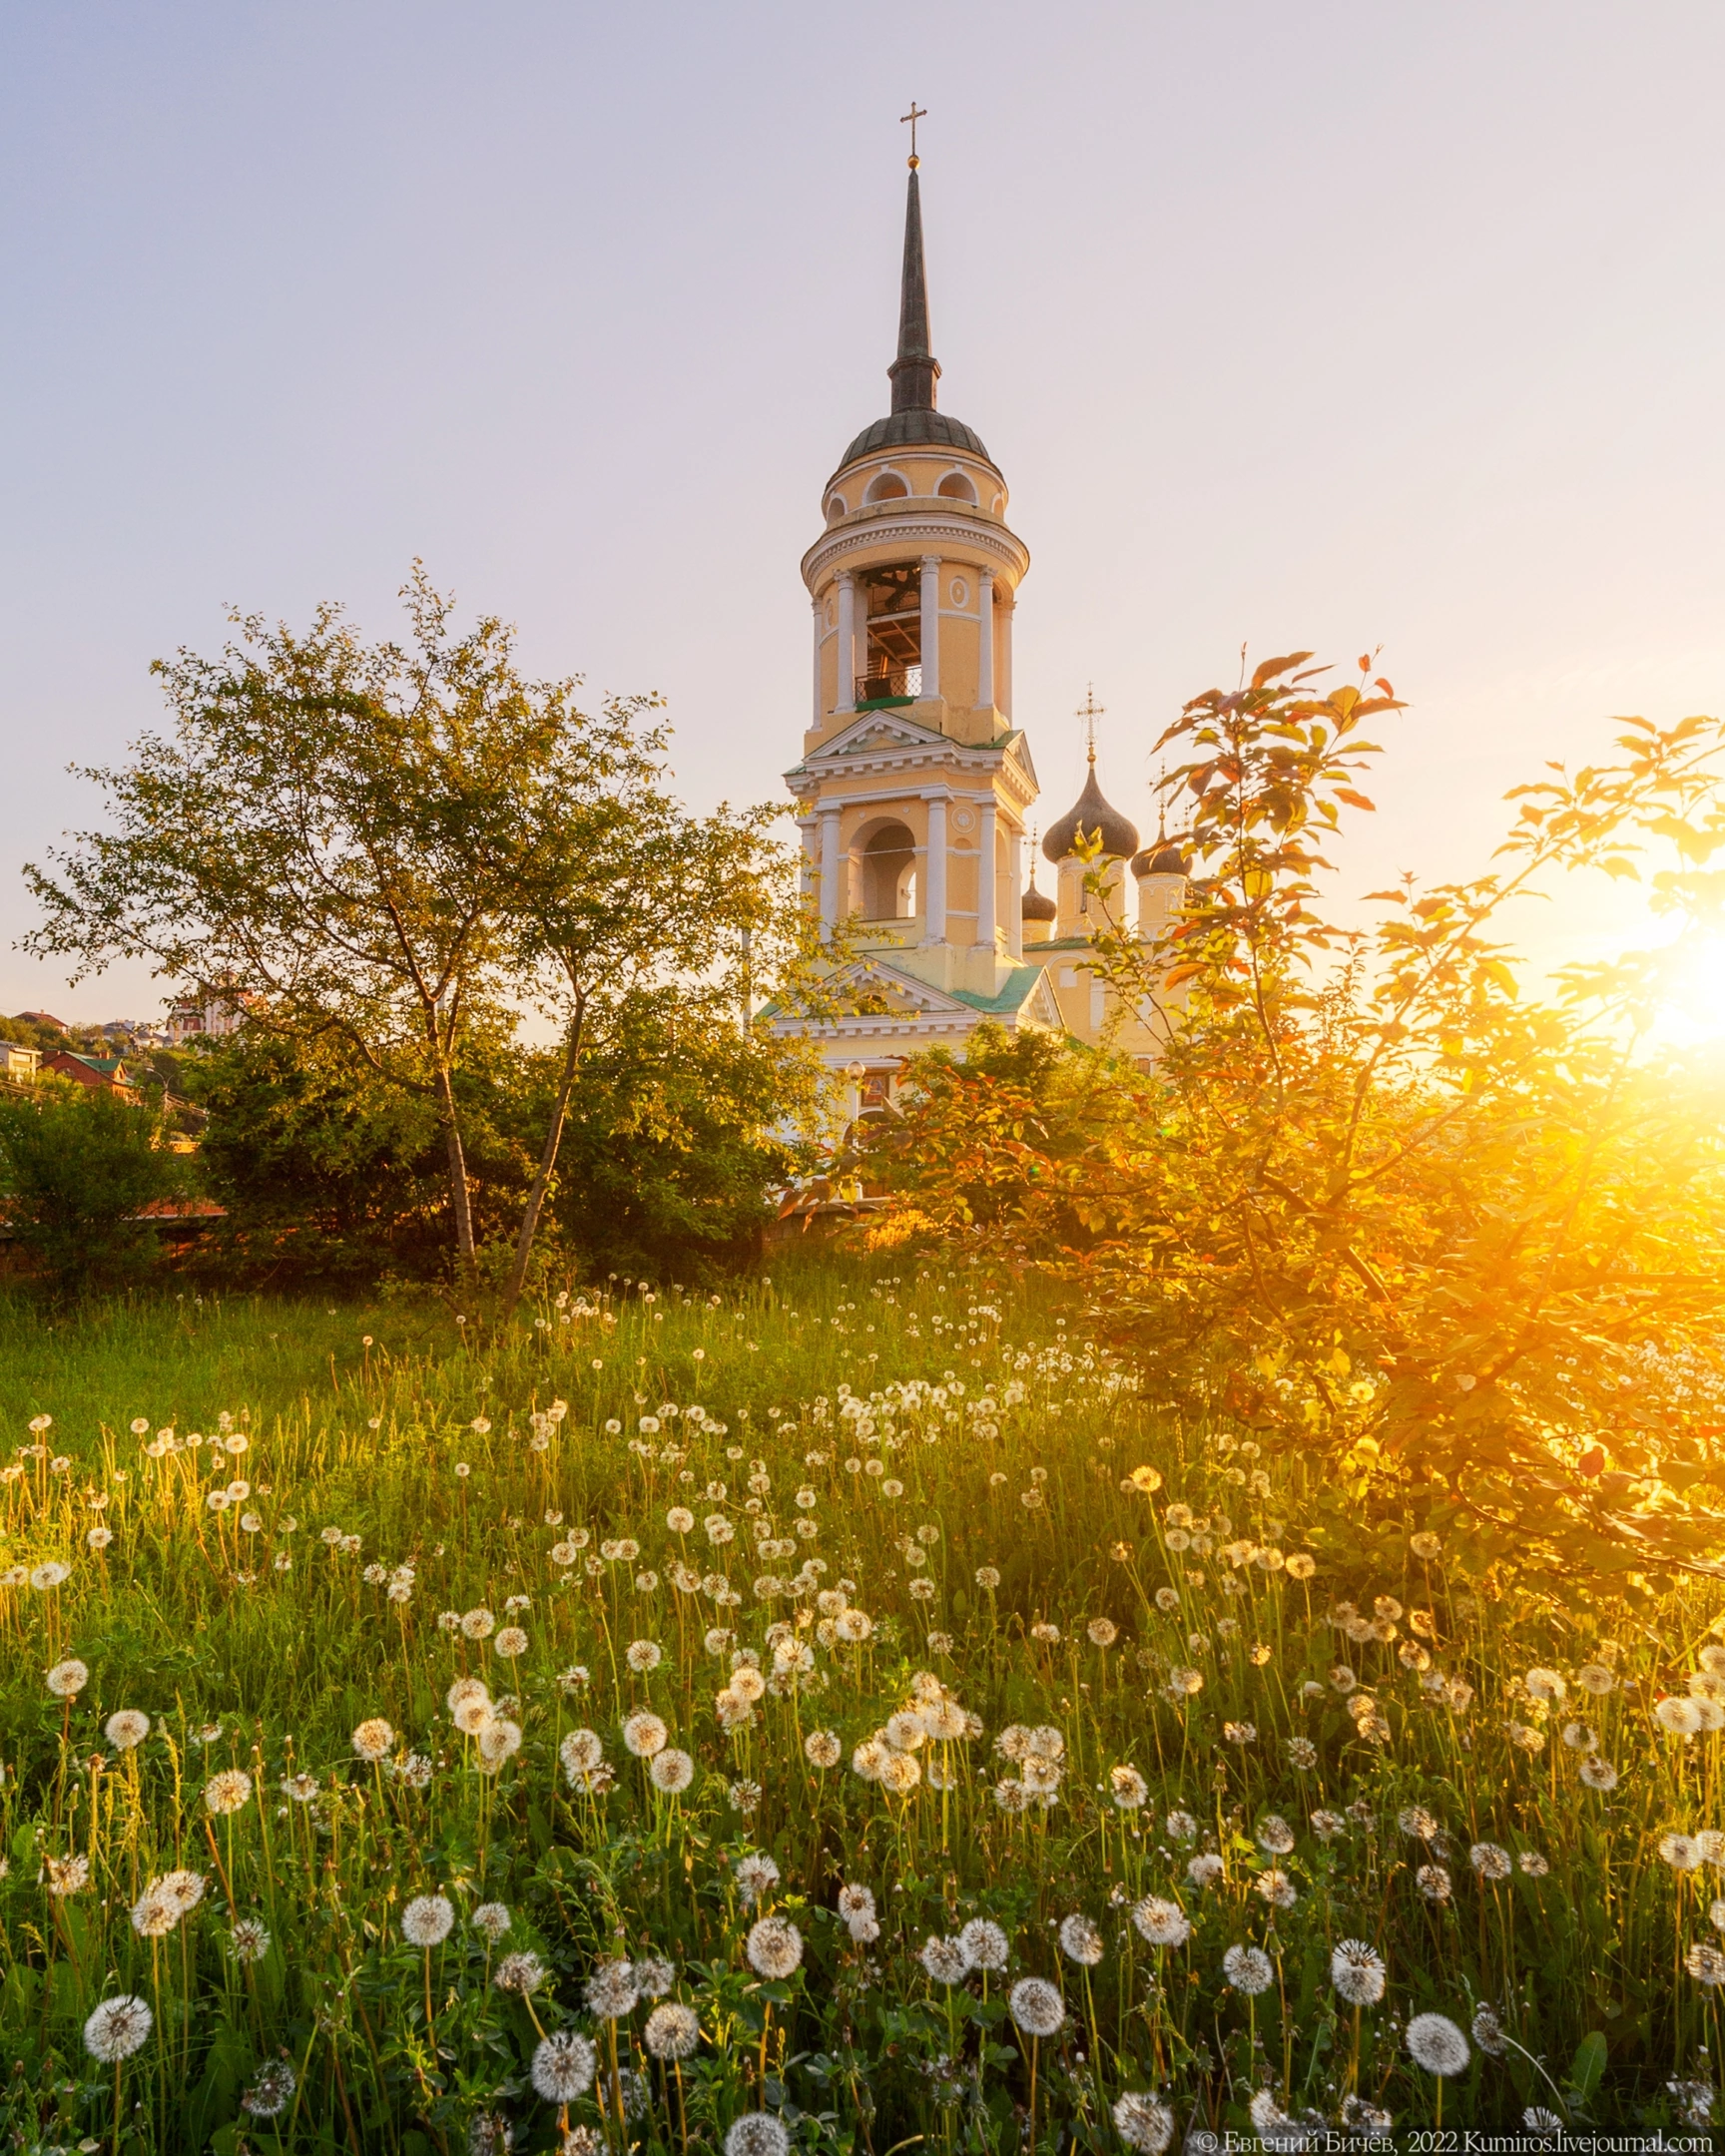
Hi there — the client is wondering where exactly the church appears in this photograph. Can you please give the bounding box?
[777,138,1187,1102]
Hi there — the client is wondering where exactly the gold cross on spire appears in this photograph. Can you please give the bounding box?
[900,102,927,167]
[1076,684,1105,765]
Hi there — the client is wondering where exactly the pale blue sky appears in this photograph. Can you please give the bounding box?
[5,3,1723,1020]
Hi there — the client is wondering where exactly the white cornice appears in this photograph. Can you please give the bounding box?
[802,514,1030,593]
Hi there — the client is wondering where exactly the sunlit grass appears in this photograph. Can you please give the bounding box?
[0,1257,1720,2149]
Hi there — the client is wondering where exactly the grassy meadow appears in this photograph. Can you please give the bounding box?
[1,1258,1721,2152]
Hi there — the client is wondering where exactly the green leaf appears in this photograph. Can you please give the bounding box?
[1568,2030,1607,2105]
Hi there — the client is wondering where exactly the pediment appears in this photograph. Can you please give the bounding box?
[1000,729,1039,795]
[799,712,949,767]
[817,957,979,1019]
[1021,967,1064,1029]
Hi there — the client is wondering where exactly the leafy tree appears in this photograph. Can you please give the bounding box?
[870,654,1725,1589]
[0,1084,187,1297]
[183,1009,806,1288]
[23,570,817,1296]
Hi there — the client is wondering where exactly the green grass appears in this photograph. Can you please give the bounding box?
[0,1257,1719,2151]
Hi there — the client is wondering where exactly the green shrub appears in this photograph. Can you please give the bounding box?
[0,1084,186,1297]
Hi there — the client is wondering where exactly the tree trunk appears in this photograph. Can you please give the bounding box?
[499,1001,584,1324]
[431,1055,477,1272]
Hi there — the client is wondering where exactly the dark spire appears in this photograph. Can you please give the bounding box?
[887,166,940,415]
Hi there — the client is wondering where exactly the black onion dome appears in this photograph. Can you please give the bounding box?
[1020,881,1057,922]
[1131,839,1189,877]
[1043,765,1139,862]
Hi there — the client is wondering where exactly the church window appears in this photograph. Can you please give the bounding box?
[826,493,848,523]
[935,470,977,503]
[864,469,909,503]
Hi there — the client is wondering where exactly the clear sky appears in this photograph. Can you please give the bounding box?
[4,2,1723,1023]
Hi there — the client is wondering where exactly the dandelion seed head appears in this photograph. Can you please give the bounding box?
[401,1894,455,1946]
[1331,1937,1386,2005]
[1112,2092,1175,2153]
[531,2029,596,2103]
[1407,2012,1470,2076]
[644,2000,701,2059]
[1222,1943,1274,1995]
[746,1915,803,1979]
[84,1994,153,2062]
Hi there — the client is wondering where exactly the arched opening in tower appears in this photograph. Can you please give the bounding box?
[858,564,922,705]
[859,820,918,921]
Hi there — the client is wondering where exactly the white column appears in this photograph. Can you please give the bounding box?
[811,596,824,726]
[819,806,842,935]
[836,573,857,714]
[918,555,941,700]
[798,817,817,905]
[924,795,947,941]
[976,799,997,949]
[1008,827,1024,957]
[998,596,1013,720]
[976,569,995,710]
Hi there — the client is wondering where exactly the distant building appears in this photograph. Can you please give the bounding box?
[17,1011,68,1033]
[0,1043,41,1083]
[166,990,253,1045]
[43,1050,141,1104]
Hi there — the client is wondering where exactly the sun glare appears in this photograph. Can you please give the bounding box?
[1658,933,1725,1046]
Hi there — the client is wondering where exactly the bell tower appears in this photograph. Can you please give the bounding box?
[787,137,1046,1018]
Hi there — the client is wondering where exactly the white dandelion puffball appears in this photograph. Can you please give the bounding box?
[746,1915,803,1979]
[1112,2092,1175,2153]
[105,1710,151,1751]
[45,1658,89,1698]
[401,1893,455,1946]
[1661,1833,1704,1872]
[203,1769,253,1816]
[531,2029,596,2103]
[1657,1696,1705,1736]
[958,1917,1008,1970]
[1008,1976,1064,2036]
[1331,1938,1386,2006]
[1407,2011,1471,2076]
[1686,1942,1725,1985]
[736,1853,781,1905]
[1058,1913,1104,1966]
[560,1728,604,1779]
[585,1959,640,2018]
[1222,1943,1274,1995]
[350,1717,394,1763]
[838,1883,876,1923]
[495,1950,546,1995]
[1133,1896,1192,1948]
[472,1902,511,1943]
[919,1935,971,1984]
[228,1917,272,1964]
[626,1638,663,1673]
[650,1748,695,1793]
[493,1626,527,1658]
[805,1729,842,1768]
[31,1561,71,1591]
[623,1710,669,1758]
[85,1994,154,2062]
[476,1718,522,1771]
[1580,1757,1620,1791]
[645,2000,702,2059]
[1470,1842,1512,1881]
[1110,1764,1149,1810]
[1187,1854,1225,1889]
[724,2116,792,2156]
